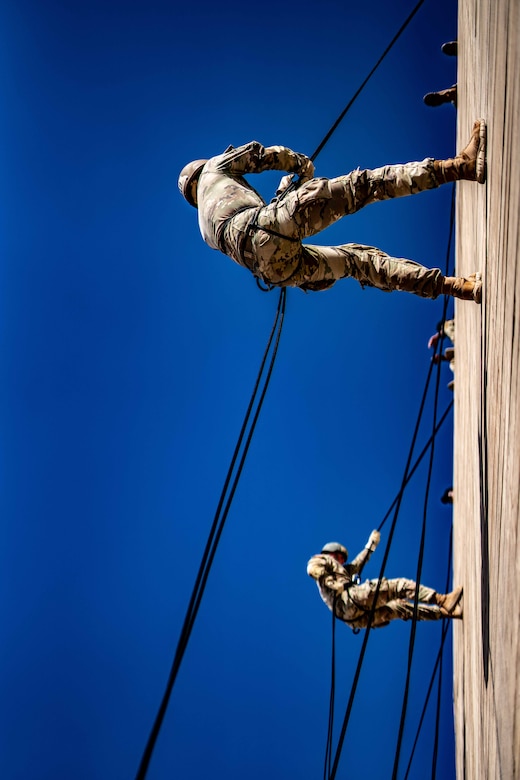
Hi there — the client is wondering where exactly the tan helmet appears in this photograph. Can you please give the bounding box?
[321,542,348,561]
[178,159,208,207]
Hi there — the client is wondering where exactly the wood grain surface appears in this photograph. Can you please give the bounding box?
[453,0,519,777]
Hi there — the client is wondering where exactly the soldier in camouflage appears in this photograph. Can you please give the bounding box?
[307,536,463,631]
[429,318,455,389]
[178,119,486,300]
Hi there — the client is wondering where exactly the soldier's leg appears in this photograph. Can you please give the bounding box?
[347,610,391,630]
[347,578,462,626]
[350,578,438,608]
[268,158,439,241]
[347,602,441,627]
[382,577,439,604]
[382,579,463,617]
[384,601,445,621]
[283,243,444,298]
[354,601,458,627]
[260,120,486,242]
[284,244,481,302]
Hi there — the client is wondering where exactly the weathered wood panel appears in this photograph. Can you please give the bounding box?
[453,0,520,777]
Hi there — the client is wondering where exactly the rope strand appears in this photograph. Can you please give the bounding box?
[135,290,287,780]
[310,0,427,162]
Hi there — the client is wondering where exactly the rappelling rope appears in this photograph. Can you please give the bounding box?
[391,339,446,780]
[377,401,453,533]
[391,185,456,780]
[327,185,456,780]
[323,399,452,777]
[135,289,287,780]
[326,356,436,780]
[138,0,433,773]
[309,0,427,163]
[430,532,452,780]
[324,594,338,780]
[402,529,453,780]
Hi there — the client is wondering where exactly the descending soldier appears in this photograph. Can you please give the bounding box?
[429,318,455,390]
[178,119,486,299]
[307,535,463,631]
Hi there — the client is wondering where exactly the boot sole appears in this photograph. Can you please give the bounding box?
[476,119,487,184]
[443,586,464,613]
[470,271,483,303]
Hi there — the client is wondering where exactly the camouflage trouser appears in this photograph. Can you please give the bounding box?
[341,577,444,629]
[249,159,444,296]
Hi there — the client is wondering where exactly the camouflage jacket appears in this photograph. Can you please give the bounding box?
[197,141,314,263]
[307,539,378,620]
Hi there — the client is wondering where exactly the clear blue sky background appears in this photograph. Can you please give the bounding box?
[2,0,464,778]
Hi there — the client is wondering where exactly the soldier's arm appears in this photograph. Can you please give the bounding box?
[349,530,381,575]
[219,141,314,181]
[307,554,347,594]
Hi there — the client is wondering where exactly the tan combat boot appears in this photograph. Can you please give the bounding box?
[433,119,486,183]
[440,604,463,619]
[437,585,463,616]
[442,272,482,303]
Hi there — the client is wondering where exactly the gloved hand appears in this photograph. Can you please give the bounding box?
[275,174,296,197]
[366,530,380,552]
[298,156,315,181]
[275,158,314,198]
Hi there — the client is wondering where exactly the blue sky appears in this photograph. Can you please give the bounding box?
[2,0,462,777]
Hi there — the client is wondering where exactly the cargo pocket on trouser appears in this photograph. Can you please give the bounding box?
[336,244,442,297]
[280,246,337,291]
[251,229,302,286]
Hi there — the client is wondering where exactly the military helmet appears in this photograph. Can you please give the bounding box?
[178,159,208,207]
[321,542,348,560]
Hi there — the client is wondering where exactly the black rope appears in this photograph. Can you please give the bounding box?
[391,347,444,779]
[431,506,456,780]
[391,183,455,778]
[322,401,452,777]
[327,178,455,774]
[402,623,451,779]
[280,0,429,204]
[377,402,453,534]
[431,653,444,780]
[327,352,436,780]
[310,0,427,163]
[324,595,337,780]
[402,531,453,780]
[139,0,442,773]
[135,289,287,780]
[391,184,456,779]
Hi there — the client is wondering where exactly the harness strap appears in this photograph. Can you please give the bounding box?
[343,583,374,616]
[240,211,304,289]
[246,220,301,243]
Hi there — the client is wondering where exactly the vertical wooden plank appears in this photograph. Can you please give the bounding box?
[454,0,520,777]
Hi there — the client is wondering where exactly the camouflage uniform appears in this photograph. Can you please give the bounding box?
[443,318,455,372]
[197,141,444,295]
[307,543,445,630]
[430,318,455,377]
